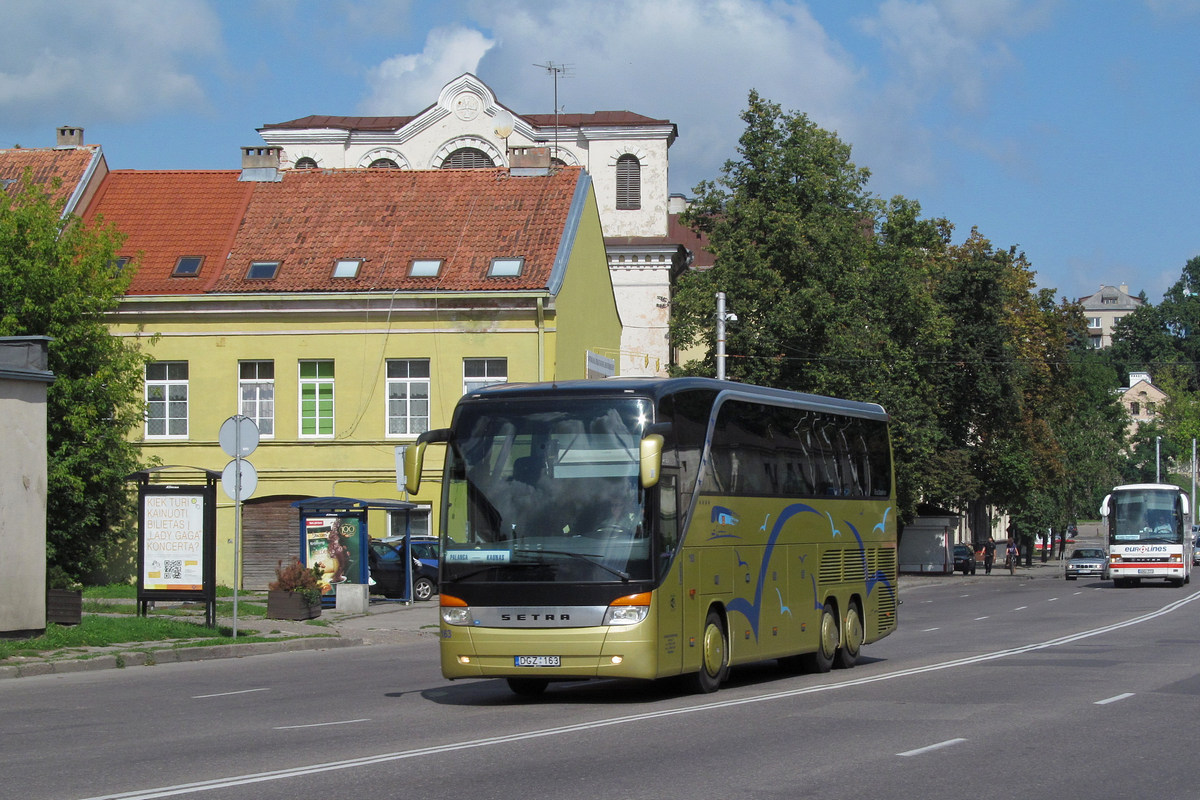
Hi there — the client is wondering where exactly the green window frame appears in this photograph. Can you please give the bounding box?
[299,360,335,437]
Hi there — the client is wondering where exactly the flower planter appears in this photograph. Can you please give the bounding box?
[46,588,83,625]
[266,590,321,620]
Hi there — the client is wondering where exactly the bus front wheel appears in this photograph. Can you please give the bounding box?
[689,609,729,694]
[836,600,863,669]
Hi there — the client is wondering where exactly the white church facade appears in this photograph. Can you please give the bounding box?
[257,73,691,376]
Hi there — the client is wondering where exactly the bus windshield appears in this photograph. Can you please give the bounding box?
[1111,488,1183,544]
[440,396,655,583]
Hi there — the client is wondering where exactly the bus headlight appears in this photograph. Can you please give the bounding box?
[603,592,651,626]
[441,594,472,626]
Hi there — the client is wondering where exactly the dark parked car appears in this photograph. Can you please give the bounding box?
[368,537,438,601]
[1193,533,1200,566]
[953,544,977,575]
[1064,547,1109,581]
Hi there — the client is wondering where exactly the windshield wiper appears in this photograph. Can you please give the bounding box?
[512,546,630,582]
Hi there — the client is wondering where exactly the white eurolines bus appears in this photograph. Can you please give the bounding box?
[1100,483,1192,587]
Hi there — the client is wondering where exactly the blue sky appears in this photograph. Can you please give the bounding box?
[3,0,1198,303]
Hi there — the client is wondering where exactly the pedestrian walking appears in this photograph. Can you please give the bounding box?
[984,537,996,575]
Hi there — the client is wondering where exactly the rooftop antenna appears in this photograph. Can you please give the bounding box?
[533,62,572,161]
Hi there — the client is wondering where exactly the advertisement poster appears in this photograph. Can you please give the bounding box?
[304,516,361,596]
[143,493,206,591]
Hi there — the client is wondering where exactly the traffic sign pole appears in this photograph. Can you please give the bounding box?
[220,415,259,639]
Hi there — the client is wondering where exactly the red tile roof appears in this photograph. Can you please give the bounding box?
[81,171,253,295]
[82,166,584,296]
[214,167,581,293]
[0,145,102,212]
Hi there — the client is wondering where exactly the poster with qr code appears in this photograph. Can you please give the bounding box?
[142,493,206,590]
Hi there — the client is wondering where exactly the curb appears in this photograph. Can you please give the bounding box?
[0,634,364,680]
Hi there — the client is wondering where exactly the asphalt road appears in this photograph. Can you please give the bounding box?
[7,562,1200,800]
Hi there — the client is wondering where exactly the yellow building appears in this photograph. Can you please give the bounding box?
[84,151,620,587]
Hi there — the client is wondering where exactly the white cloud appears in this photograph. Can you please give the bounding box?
[360,26,496,114]
[462,0,864,195]
[0,0,220,124]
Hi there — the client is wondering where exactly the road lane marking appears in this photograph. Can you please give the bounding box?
[192,688,270,699]
[1095,693,1135,705]
[898,738,967,757]
[922,627,940,632]
[1013,606,1028,611]
[274,718,372,730]
[76,589,1200,800]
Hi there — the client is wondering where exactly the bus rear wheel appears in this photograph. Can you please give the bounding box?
[836,600,863,669]
[802,601,838,674]
[689,609,729,693]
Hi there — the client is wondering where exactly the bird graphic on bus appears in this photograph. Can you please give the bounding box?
[723,502,896,641]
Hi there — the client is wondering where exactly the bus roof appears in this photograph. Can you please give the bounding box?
[458,377,890,421]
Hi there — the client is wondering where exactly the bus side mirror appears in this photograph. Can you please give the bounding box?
[1099,494,1111,518]
[640,434,664,489]
[1182,494,1191,518]
[404,428,451,495]
[404,442,426,495]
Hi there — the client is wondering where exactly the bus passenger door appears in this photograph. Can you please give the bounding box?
[655,474,684,676]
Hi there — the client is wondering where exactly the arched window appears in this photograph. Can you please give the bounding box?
[369,158,400,169]
[441,148,494,169]
[293,157,318,169]
[616,154,641,210]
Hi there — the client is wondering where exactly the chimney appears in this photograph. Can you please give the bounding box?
[509,146,552,176]
[56,126,84,147]
[239,146,283,182]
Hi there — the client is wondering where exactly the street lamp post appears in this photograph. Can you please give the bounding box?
[715,292,737,381]
[1156,436,1162,483]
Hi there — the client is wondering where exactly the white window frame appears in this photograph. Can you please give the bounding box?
[386,358,431,437]
[299,359,335,438]
[145,361,189,439]
[239,360,275,438]
[463,357,507,395]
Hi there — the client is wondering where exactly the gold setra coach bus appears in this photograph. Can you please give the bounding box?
[405,378,898,696]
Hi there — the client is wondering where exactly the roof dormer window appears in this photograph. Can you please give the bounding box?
[409,259,443,277]
[333,259,362,278]
[173,256,204,277]
[488,257,524,277]
[246,261,280,280]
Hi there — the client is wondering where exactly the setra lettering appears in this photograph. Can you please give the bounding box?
[500,613,571,622]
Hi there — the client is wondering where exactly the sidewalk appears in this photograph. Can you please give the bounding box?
[0,596,441,680]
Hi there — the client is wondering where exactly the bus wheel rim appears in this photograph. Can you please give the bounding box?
[702,621,725,676]
[843,607,863,656]
[820,608,838,658]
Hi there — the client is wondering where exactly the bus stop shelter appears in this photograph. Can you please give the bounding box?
[291,497,418,604]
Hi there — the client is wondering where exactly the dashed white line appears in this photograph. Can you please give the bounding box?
[274,718,372,730]
[898,738,967,757]
[192,688,270,699]
[1095,693,1135,706]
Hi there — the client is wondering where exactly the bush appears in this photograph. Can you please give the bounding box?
[268,559,322,605]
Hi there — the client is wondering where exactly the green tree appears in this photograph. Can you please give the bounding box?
[0,173,148,582]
